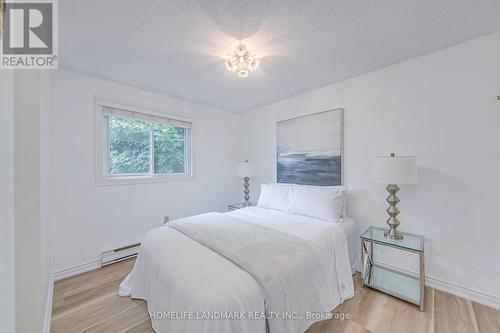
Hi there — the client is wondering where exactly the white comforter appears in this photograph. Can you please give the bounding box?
[119,207,355,333]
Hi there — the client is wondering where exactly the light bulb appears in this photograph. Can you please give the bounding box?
[235,43,247,57]
[248,56,259,71]
[225,58,236,72]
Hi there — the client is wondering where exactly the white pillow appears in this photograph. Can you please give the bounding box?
[256,183,291,211]
[287,185,346,222]
[331,185,347,217]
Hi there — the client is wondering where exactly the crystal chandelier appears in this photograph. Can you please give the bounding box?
[225,43,260,78]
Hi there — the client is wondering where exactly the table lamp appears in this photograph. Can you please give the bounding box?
[237,160,256,206]
[371,153,418,239]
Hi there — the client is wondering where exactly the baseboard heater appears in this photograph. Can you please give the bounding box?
[101,242,141,267]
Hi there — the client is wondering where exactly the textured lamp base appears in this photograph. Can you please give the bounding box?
[384,184,404,240]
[243,177,251,207]
[384,226,403,240]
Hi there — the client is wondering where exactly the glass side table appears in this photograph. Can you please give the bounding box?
[361,226,425,311]
[227,202,255,211]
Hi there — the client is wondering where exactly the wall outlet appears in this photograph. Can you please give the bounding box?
[163,216,170,224]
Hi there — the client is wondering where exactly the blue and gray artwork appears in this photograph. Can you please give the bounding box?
[277,110,343,186]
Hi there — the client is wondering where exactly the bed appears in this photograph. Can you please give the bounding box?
[119,203,359,333]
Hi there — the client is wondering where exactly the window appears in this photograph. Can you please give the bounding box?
[95,99,193,184]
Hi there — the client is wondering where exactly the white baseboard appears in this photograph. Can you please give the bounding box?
[374,261,500,310]
[426,275,500,310]
[43,277,54,333]
[52,259,101,281]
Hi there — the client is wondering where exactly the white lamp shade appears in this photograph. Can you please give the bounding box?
[237,161,256,177]
[371,155,418,184]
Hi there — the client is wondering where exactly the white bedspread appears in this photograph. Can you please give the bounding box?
[119,207,355,333]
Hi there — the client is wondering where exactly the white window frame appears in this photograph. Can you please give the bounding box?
[95,97,195,185]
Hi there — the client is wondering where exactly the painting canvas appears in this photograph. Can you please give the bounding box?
[277,109,343,186]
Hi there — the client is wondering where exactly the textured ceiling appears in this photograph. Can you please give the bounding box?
[60,0,500,112]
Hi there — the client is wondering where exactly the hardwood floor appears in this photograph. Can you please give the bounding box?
[51,260,152,333]
[51,259,500,333]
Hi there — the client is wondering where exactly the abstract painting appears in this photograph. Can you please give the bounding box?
[277,109,343,186]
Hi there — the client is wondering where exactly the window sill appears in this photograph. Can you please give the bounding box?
[96,174,195,186]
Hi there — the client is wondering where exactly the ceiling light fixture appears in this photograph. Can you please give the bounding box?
[225,43,260,78]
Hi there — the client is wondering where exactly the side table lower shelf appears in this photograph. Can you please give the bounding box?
[362,264,421,306]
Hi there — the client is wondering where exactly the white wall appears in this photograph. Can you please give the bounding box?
[0,71,15,333]
[49,70,242,272]
[0,70,52,333]
[239,32,500,306]
[40,71,53,332]
[13,70,52,333]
